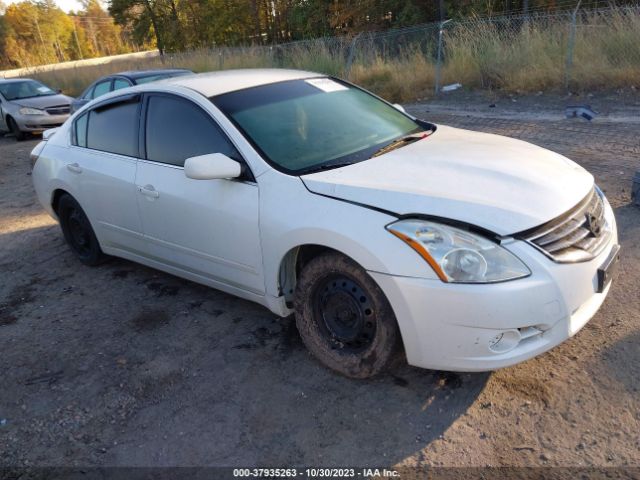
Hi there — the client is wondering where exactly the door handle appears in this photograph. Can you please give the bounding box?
[138,185,159,199]
[66,163,82,174]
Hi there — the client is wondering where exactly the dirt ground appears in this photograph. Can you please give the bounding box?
[0,92,638,473]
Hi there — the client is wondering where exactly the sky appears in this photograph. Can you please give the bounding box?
[5,0,85,13]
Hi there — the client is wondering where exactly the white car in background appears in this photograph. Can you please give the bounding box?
[30,69,619,378]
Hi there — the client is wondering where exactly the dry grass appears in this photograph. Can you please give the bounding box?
[24,8,640,100]
[443,20,567,91]
[350,51,436,102]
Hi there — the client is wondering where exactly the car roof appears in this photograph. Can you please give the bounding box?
[162,68,321,97]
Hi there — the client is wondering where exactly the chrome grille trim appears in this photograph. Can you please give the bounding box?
[519,187,611,263]
[45,105,71,115]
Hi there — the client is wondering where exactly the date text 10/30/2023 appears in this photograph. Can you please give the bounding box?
[232,468,400,478]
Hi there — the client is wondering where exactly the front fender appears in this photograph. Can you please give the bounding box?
[259,171,440,297]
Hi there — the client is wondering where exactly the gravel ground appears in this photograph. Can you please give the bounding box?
[0,94,638,473]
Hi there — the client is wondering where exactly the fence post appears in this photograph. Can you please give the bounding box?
[434,19,451,95]
[565,0,582,91]
[345,33,361,79]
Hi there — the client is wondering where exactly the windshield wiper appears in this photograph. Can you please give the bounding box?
[371,132,429,158]
[297,162,356,175]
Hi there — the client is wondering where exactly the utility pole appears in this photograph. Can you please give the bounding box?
[87,19,99,55]
[439,0,446,21]
[73,23,84,59]
[34,17,48,63]
[34,18,45,47]
[54,30,66,62]
[523,0,530,18]
[565,0,582,90]
[434,18,451,95]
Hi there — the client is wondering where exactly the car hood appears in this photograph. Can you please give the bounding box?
[14,94,72,109]
[301,125,594,235]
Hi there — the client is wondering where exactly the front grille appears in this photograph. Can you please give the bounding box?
[520,187,611,263]
[45,105,71,115]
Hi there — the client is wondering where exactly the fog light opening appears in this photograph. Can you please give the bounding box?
[488,329,521,353]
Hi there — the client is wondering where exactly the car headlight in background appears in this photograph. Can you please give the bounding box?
[386,219,530,283]
[19,107,46,115]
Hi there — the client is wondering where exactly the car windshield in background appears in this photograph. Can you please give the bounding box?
[0,80,56,100]
[212,78,423,174]
[135,72,192,85]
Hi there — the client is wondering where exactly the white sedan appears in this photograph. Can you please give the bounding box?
[31,69,619,378]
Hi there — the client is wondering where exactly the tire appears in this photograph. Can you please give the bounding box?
[294,252,401,378]
[57,194,107,266]
[7,117,26,141]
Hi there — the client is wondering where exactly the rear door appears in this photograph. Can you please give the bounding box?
[69,94,145,253]
[134,92,264,294]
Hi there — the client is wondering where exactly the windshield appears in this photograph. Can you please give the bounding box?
[212,78,423,174]
[0,80,56,101]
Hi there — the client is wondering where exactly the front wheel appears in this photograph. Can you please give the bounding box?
[57,194,107,266]
[7,117,26,141]
[294,252,401,378]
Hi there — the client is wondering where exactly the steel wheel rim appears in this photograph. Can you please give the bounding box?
[313,275,376,352]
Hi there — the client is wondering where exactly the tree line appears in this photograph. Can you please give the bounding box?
[0,0,132,68]
[1,0,636,68]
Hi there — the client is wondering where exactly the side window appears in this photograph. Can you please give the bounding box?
[145,95,239,167]
[91,80,111,99]
[86,99,139,157]
[113,78,130,91]
[74,112,88,147]
[82,86,94,100]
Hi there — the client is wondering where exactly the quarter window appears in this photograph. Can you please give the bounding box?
[86,99,139,157]
[74,112,88,147]
[91,80,111,99]
[145,95,239,167]
[113,78,130,91]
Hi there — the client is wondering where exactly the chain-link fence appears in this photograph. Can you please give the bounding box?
[190,5,639,99]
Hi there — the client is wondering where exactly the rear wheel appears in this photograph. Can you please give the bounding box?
[57,194,107,266]
[7,117,26,141]
[294,252,401,378]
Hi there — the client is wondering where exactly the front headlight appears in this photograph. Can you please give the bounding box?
[386,219,530,283]
[19,107,46,115]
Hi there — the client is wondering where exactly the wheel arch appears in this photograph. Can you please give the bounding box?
[276,241,384,307]
[51,188,71,215]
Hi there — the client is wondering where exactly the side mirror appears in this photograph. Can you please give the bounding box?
[184,153,242,180]
[57,88,63,94]
[393,103,406,113]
